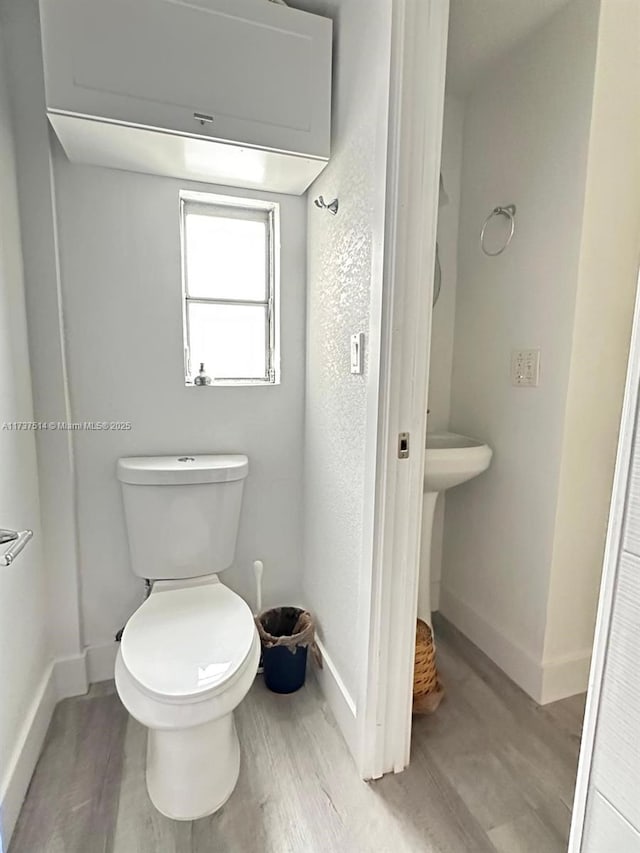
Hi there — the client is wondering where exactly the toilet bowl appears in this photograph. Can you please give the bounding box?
[115,575,259,820]
[115,453,254,820]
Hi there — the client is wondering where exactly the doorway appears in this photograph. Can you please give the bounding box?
[367,0,640,848]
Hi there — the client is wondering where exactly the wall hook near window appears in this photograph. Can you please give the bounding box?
[480,204,516,256]
[314,195,339,215]
[0,528,33,566]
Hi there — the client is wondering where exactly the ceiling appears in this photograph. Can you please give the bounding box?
[287,0,572,97]
[283,0,339,16]
[446,0,572,95]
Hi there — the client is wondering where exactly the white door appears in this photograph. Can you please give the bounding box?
[570,271,640,852]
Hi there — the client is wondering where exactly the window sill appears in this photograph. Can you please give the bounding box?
[185,379,280,387]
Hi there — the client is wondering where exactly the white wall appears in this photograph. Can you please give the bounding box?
[441,0,601,700]
[303,0,392,709]
[51,152,307,654]
[420,94,464,616]
[544,0,640,677]
[425,96,464,436]
[0,0,83,672]
[0,25,50,845]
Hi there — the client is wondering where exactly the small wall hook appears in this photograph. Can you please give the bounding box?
[314,195,339,215]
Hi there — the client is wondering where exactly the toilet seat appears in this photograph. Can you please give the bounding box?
[120,579,256,704]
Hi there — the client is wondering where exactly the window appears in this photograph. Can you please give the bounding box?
[180,191,279,385]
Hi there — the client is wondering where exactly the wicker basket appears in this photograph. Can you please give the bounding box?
[413,619,444,714]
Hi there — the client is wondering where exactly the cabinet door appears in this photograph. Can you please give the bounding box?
[40,0,332,158]
[583,793,640,853]
[590,552,640,829]
[571,272,640,852]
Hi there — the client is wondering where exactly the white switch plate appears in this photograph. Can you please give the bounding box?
[511,348,540,387]
[351,332,365,374]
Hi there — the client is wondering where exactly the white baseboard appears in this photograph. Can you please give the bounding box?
[439,587,590,704]
[0,664,57,846]
[431,580,441,612]
[540,648,592,704]
[52,642,119,699]
[439,586,544,700]
[313,637,358,759]
[86,641,119,683]
[53,652,89,699]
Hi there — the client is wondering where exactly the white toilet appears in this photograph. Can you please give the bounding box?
[114,453,259,821]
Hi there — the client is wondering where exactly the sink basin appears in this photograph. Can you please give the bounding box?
[418,431,493,626]
[424,431,492,493]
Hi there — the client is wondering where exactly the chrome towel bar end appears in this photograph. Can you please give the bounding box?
[1,529,33,566]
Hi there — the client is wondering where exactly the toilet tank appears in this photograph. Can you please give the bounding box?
[117,454,248,580]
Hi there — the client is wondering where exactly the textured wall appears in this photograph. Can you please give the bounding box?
[303,0,392,700]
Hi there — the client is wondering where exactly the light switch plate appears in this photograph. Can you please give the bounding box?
[351,333,365,374]
[511,348,540,387]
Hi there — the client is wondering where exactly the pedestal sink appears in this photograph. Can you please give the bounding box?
[424,432,493,492]
[420,432,493,623]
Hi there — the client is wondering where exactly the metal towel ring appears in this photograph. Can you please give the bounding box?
[480,204,516,256]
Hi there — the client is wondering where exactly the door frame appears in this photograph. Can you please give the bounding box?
[357,0,449,779]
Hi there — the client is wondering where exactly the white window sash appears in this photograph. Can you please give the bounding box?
[180,192,279,385]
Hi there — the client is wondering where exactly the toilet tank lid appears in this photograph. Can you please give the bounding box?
[117,454,249,485]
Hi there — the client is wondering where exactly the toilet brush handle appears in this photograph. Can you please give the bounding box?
[253,560,264,614]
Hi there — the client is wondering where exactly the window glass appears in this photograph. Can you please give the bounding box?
[180,193,278,385]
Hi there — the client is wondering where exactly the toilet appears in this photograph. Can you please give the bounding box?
[114,453,259,821]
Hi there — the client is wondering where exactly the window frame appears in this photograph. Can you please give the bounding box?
[179,190,280,386]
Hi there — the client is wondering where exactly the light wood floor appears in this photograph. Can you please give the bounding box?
[9,615,585,853]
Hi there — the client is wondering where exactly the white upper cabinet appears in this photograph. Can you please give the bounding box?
[39,0,332,194]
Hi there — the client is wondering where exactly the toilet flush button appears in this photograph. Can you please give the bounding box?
[178,456,196,462]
